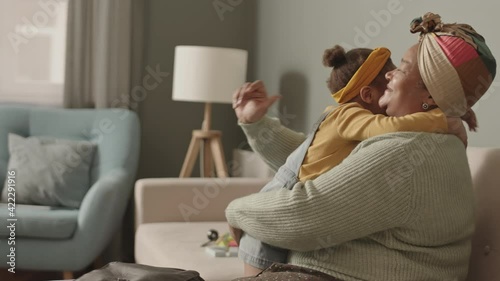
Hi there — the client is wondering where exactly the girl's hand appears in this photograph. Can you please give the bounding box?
[233,80,281,124]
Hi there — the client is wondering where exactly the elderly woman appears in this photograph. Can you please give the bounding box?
[226,13,496,281]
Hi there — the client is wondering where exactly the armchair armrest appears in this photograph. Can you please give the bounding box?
[134,177,269,227]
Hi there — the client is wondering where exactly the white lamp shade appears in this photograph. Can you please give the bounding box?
[172,46,248,104]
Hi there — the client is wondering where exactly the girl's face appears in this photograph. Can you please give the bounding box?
[358,61,396,115]
[379,44,431,116]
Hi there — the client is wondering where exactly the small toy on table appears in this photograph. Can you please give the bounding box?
[205,232,238,257]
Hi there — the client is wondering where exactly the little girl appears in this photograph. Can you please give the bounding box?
[298,45,453,182]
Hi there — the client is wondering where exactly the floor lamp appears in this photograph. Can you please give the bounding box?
[172,46,248,178]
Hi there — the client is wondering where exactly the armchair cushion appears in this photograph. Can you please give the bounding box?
[0,203,78,239]
[1,133,96,208]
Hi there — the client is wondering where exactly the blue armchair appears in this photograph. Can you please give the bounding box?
[0,105,140,274]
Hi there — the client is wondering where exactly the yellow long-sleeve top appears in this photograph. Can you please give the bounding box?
[299,102,447,181]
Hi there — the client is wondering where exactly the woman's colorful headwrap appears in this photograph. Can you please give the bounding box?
[332,47,391,104]
[410,12,496,117]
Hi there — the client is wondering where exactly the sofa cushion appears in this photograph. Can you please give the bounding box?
[1,133,96,208]
[135,222,243,281]
[0,107,31,194]
[0,203,78,239]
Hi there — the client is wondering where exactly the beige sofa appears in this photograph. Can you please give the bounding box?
[134,178,270,281]
[135,147,500,281]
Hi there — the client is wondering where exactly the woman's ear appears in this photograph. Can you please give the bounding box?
[359,86,373,104]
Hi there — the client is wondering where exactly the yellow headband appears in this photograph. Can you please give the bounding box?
[332,47,391,104]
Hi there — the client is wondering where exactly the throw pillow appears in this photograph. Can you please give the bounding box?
[1,133,96,208]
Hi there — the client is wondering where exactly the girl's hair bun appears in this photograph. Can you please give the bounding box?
[323,45,347,68]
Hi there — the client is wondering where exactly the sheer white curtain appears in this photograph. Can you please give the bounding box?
[63,0,144,109]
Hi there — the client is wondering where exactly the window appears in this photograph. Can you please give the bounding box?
[0,0,68,106]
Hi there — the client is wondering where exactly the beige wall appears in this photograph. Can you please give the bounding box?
[137,0,256,179]
[252,0,500,147]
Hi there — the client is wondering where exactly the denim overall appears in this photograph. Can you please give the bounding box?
[238,109,332,269]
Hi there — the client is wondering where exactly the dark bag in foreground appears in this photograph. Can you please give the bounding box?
[76,262,205,281]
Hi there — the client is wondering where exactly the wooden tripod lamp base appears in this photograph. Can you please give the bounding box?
[179,103,228,178]
[179,130,228,178]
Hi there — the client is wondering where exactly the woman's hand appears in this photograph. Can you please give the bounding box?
[228,224,243,245]
[233,80,281,124]
[447,117,468,147]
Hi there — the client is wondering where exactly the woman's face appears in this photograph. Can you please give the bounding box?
[378,44,430,116]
